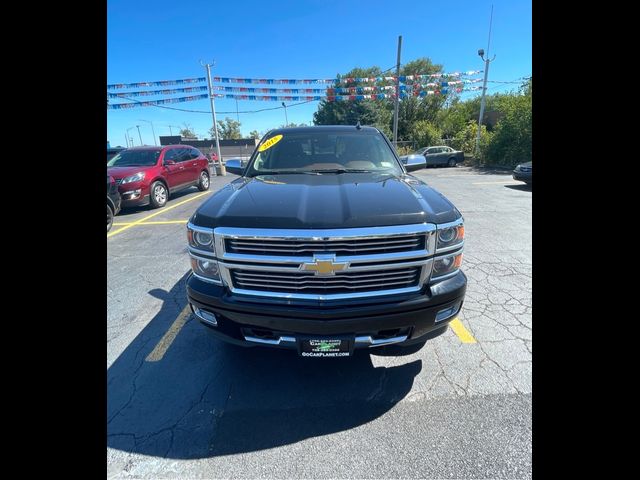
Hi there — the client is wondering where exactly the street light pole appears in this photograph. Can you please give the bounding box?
[140,119,157,145]
[202,60,222,164]
[126,127,136,146]
[282,102,288,127]
[136,125,143,146]
[475,4,496,157]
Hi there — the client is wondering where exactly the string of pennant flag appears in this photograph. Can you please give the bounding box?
[107,70,487,109]
[107,94,209,109]
[107,77,206,89]
[108,86,209,98]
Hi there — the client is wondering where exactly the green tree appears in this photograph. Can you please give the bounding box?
[210,117,242,139]
[451,121,492,164]
[249,130,261,139]
[179,123,196,139]
[483,80,532,167]
[314,66,394,137]
[410,120,443,149]
[393,58,446,140]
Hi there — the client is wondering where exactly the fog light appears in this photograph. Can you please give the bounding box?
[435,302,462,323]
[193,306,217,326]
[123,189,141,199]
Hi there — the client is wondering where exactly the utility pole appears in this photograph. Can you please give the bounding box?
[124,133,129,148]
[202,60,222,164]
[392,35,403,146]
[282,102,288,127]
[136,125,143,145]
[140,119,157,145]
[236,98,240,124]
[475,5,496,156]
[126,126,136,147]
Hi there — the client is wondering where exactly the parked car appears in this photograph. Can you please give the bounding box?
[186,125,467,357]
[107,147,125,163]
[415,146,464,167]
[107,145,210,209]
[107,175,121,232]
[512,161,532,185]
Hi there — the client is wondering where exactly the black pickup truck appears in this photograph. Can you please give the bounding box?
[186,125,466,357]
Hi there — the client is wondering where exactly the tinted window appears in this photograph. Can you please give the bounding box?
[190,148,201,160]
[107,149,161,167]
[176,148,191,162]
[426,148,437,154]
[246,131,402,176]
[163,149,178,163]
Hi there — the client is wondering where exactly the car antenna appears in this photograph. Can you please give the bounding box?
[355,121,361,130]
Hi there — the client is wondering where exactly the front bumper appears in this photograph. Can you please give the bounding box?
[513,171,532,183]
[186,270,467,350]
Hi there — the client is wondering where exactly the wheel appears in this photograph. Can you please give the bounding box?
[447,158,456,167]
[149,181,168,208]
[197,170,210,191]
[107,204,114,232]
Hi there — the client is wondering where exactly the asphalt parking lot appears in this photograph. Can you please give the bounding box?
[107,166,532,479]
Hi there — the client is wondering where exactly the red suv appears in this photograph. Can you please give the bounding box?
[107,145,210,208]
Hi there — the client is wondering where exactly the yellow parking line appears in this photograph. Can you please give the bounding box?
[108,191,210,238]
[450,318,477,343]
[472,180,520,185]
[146,305,191,362]
[113,220,189,226]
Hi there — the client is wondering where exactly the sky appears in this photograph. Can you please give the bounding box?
[107,0,531,147]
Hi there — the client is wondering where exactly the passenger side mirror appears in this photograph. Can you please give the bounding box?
[225,158,244,176]
[403,154,427,172]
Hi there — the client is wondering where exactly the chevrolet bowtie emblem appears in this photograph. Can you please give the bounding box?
[300,255,350,276]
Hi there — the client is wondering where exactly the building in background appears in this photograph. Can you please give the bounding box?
[159,136,258,161]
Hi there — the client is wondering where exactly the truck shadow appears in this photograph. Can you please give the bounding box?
[107,272,422,459]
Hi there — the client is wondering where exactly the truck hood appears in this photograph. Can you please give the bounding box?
[107,166,150,179]
[192,173,461,229]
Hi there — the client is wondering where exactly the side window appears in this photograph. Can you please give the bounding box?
[190,148,202,160]
[176,148,190,162]
[426,148,436,154]
[163,149,177,163]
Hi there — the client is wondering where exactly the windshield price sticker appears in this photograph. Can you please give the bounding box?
[258,134,283,152]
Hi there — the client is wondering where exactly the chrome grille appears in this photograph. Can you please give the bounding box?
[226,234,425,256]
[213,224,437,300]
[231,267,421,295]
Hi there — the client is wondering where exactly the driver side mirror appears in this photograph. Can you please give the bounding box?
[402,154,427,172]
[225,158,244,176]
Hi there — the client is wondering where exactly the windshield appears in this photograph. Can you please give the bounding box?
[245,131,403,176]
[107,149,161,167]
[415,147,428,155]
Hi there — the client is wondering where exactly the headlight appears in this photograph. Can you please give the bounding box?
[432,251,463,279]
[514,165,521,172]
[436,222,464,251]
[121,172,145,184]
[190,255,222,284]
[187,224,215,252]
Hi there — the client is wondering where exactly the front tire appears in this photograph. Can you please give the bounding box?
[107,204,114,232]
[447,158,456,167]
[197,170,210,191]
[149,181,168,208]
